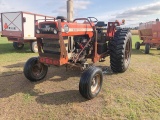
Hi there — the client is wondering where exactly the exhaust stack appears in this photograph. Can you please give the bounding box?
[67,0,73,21]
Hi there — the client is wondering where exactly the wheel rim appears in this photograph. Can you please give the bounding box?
[17,43,23,47]
[32,62,44,77]
[91,74,101,94]
[33,44,38,52]
[125,39,131,63]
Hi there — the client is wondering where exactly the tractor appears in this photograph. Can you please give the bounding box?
[23,16,132,99]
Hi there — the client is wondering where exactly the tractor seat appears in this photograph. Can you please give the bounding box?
[95,21,107,27]
[56,16,67,22]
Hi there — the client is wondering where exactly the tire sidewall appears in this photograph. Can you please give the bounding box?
[109,29,132,73]
[135,42,140,50]
[145,43,150,54]
[88,68,103,98]
[123,32,132,71]
[24,57,48,81]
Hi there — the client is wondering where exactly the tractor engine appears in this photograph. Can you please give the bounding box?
[36,16,95,66]
[72,36,90,63]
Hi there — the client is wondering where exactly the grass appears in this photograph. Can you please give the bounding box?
[130,30,139,35]
[0,35,160,120]
[23,93,33,103]
[99,35,160,119]
[0,36,37,65]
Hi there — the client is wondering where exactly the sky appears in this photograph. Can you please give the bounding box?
[1,0,160,29]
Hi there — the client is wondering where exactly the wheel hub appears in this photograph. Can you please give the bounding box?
[34,44,38,50]
[91,74,100,94]
[17,43,23,47]
[125,39,131,63]
[32,63,43,77]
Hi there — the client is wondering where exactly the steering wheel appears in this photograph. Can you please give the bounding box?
[87,17,98,23]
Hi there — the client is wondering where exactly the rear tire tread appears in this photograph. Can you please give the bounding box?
[109,28,132,73]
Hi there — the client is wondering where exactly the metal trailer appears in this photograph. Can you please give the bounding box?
[136,19,160,54]
[1,11,54,52]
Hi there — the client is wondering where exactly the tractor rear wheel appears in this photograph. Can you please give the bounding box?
[145,43,150,54]
[135,42,140,50]
[13,42,24,50]
[109,28,132,73]
[30,41,38,53]
[23,57,48,82]
[79,66,103,100]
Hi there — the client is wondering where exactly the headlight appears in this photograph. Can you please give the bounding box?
[36,29,41,34]
[110,23,113,26]
[115,23,118,26]
[53,29,58,34]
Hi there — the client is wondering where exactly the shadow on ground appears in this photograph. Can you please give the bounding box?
[132,48,160,56]
[0,62,88,104]
[132,49,145,55]
[35,66,112,105]
[3,62,25,68]
[0,61,113,104]
[36,90,86,105]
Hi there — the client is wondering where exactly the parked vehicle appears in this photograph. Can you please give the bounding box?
[136,19,160,54]
[24,16,132,99]
[1,11,54,52]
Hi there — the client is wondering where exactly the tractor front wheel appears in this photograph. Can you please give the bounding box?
[79,66,103,100]
[109,28,132,73]
[23,57,48,82]
[13,42,24,50]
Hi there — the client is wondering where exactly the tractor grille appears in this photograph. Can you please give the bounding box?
[40,23,57,34]
[42,37,68,55]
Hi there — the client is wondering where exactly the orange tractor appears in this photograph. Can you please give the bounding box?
[23,16,132,99]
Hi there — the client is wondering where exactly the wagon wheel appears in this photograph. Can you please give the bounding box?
[157,47,160,50]
[135,42,140,50]
[79,66,103,100]
[13,42,24,50]
[30,41,38,53]
[145,43,150,54]
[23,57,48,82]
[109,28,132,73]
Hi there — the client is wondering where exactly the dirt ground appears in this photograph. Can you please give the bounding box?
[0,38,160,119]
